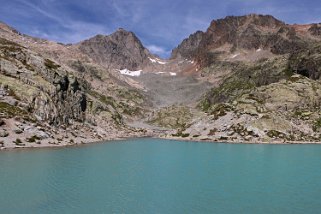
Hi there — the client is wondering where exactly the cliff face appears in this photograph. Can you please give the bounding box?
[0,38,87,125]
[171,31,204,59]
[77,29,152,70]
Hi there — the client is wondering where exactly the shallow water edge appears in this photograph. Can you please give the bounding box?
[2,134,321,151]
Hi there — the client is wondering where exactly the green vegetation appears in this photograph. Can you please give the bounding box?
[89,90,117,109]
[13,138,23,145]
[288,74,303,82]
[112,112,123,125]
[26,135,41,143]
[208,128,218,136]
[209,104,233,119]
[247,93,264,104]
[122,103,142,116]
[0,38,22,47]
[267,130,286,139]
[0,38,22,52]
[44,59,61,70]
[7,88,21,100]
[116,89,144,104]
[313,117,321,131]
[0,101,28,119]
[200,57,289,111]
[149,106,192,129]
[172,131,190,138]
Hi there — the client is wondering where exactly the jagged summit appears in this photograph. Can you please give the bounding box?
[171,31,204,59]
[171,14,321,67]
[171,14,287,60]
[77,28,152,70]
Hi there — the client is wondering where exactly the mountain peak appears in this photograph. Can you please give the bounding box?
[171,14,308,65]
[78,29,151,70]
[207,14,285,34]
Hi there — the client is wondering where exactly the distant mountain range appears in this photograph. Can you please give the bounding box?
[1,14,321,149]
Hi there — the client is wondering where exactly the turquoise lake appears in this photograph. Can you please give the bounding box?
[0,138,321,214]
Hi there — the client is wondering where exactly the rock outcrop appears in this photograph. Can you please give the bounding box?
[308,24,321,36]
[0,38,87,125]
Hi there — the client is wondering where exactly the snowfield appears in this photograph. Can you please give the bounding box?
[119,69,142,77]
[231,53,240,58]
[149,57,167,65]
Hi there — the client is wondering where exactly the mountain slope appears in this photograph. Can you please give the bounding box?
[0,24,151,149]
[2,14,321,148]
[164,14,321,143]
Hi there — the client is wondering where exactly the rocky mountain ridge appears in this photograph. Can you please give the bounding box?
[171,14,320,67]
[2,14,321,149]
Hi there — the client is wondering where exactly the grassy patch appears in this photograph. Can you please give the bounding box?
[149,106,192,129]
[13,138,23,145]
[209,104,233,119]
[267,130,286,139]
[116,89,144,104]
[313,117,321,131]
[0,38,22,52]
[200,57,288,111]
[89,90,117,109]
[44,59,61,70]
[208,128,218,136]
[26,135,41,143]
[0,101,28,118]
[172,131,190,138]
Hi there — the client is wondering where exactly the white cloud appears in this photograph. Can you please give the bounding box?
[14,0,111,43]
[146,45,170,56]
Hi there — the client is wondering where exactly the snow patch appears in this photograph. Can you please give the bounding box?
[157,60,167,65]
[149,57,157,63]
[156,72,177,76]
[119,69,142,77]
[231,54,240,59]
[148,57,167,65]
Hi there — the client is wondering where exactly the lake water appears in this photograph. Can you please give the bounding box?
[0,138,321,214]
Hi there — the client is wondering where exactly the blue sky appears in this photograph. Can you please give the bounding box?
[1,0,321,58]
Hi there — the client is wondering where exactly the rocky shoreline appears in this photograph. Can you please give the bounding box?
[2,129,321,151]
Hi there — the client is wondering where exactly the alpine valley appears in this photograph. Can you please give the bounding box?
[2,14,321,149]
